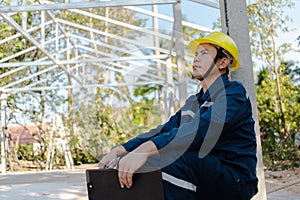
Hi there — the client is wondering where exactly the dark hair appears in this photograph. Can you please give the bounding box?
[215,45,233,73]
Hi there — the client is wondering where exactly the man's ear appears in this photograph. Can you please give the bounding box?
[219,58,230,70]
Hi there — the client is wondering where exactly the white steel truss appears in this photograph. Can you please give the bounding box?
[0,0,211,95]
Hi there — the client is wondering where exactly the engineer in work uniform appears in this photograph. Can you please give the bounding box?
[99,31,259,200]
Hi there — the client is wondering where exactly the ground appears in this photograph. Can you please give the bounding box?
[0,164,299,200]
[265,168,300,200]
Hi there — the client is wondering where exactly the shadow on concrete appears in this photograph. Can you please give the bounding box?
[0,169,88,200]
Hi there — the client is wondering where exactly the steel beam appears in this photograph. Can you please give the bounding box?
[0,54,169,68]
[190,0,219,9]
[125,6,213,32]
[1,81,165,93]
[70,9,171,40]
[0,0,177,13]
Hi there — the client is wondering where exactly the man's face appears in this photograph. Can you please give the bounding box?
[192,43,217,80]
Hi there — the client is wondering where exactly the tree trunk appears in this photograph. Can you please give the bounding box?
[271,34,286,135]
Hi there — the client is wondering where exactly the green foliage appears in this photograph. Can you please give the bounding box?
[15,143,47,170]
[71,87,160,161]
[248,0,300,169]
[256,64,300,169]
[282,61,300,84]
[71,147,98,165]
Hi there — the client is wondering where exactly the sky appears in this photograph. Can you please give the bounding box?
[151,0,300,64]
[277,0,300,60]
[159,0,219,28]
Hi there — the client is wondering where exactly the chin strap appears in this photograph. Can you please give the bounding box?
[199,53,220,81]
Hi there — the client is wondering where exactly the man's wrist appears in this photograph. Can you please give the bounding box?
[116,145,127,155]
[134,141,159,156]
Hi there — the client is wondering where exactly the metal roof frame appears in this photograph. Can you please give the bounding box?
[0,0,211,94]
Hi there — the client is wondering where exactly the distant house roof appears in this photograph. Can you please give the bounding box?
[7,125,45,144]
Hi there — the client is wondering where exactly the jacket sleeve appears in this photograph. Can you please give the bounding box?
[122,110,181,152]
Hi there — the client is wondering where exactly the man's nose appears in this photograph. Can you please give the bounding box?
[193,56,199,63]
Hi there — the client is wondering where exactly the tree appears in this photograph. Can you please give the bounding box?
[247,0,300,168]
[256,63,300,169]
[247,0,294,135]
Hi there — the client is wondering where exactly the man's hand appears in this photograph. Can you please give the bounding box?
[117,141,158,189]
[98,145,127,169]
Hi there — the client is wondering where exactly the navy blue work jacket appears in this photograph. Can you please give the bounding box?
[122,74,258,184]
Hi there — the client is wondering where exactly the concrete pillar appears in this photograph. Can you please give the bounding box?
[219,1,267,199]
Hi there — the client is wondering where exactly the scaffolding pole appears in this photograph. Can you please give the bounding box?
[1,93,7,174]
[173,1,188,106]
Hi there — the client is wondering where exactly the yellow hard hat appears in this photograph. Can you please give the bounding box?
[188,31,240,71]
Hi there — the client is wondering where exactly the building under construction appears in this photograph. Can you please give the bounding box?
[0,0,266,199]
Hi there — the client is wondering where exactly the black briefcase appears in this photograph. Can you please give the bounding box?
[86,169,164,200]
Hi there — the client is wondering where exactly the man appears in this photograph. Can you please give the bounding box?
[98,31,258,200]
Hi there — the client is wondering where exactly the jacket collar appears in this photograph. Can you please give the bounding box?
[197,74,230,102]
